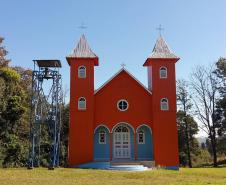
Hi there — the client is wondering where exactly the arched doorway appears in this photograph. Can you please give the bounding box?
[113,124,131,159]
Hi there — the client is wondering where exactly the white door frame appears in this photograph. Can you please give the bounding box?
[113,124,131,159]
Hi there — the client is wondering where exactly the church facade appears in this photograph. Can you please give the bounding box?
[66,34,179,169]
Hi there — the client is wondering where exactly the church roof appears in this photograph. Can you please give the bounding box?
[67,34,97,58]
[148,36,178,59]
[95,68,151,95]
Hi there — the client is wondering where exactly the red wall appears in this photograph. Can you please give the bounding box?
[94,70,152,131]
[146,59,179,167]
[67,56,179,167]
[67,58,96,166]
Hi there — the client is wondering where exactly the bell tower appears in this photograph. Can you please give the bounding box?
[66,34,99,166]
[144,36,180,168]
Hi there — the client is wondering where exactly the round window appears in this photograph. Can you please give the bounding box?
[117,99,129,111]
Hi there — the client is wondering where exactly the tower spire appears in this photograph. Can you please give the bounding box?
[148,36,178,59]
[67,34,97,58]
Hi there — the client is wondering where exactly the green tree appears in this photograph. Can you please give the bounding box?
[0,37,10,67]
[177,79,194,167]
[59,104,69,167]
[2,134,28,167]
[0,37,31,167]
[177,111,199,167]
[214,58,226,155]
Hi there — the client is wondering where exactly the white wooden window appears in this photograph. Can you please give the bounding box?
[161,98,169,111]
[99,130,106,144]
[117,99,129,111]
[78,97,86,110]
[138,130,145,144]
[160,67,167,78]
[78,66,86,78]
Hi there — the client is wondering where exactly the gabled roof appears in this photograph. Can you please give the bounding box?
[94,68,151,95]
[148,36,178,59]
[67,34,97,58]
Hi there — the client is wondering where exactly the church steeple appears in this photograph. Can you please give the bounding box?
[143,35,180,167]
[149,36,178,59]
[66,34,98,165]
[67,34,99,65]
[143,36,179,66]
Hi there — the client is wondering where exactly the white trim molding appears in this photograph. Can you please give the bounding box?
[111,122,135,133]
[78,97,86,110]
[78,65,86,78]
[94,124,110,134]
[160,98,169,111]
[117,99,129,111]
[159,66,167,79]
[136,124,152,133]
[94,68,152,95]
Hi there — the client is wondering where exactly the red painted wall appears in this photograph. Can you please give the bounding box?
[67,58,97,166]
[94,70,152,131]
[146,58,179,167]
[67,56,179,167]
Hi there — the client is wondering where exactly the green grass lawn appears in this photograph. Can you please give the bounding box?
[0,168,226,185]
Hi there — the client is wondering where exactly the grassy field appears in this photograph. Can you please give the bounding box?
[0,168,226,185]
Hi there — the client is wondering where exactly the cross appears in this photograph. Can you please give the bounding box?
[121,63,126,68]
[77,22,87,30]
[156,24,164,36]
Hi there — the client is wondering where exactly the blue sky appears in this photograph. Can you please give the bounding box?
[1,0,226,92]
[2,0,226,137]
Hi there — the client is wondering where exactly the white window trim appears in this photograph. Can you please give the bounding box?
[78,97,86,110]
[138,130,145,144]
[78,65,86,78]
[160,66,167,79]
[99,131,106,144]
[160,98,169,111]
[117,99,129,111]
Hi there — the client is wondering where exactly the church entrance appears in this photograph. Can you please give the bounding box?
[113,125,131,159]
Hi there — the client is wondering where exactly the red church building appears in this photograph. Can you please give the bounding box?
[66,34,180,169]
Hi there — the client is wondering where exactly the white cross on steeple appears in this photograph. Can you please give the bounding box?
[78,22,87,30]
[121,63,126,69]
[156,24,164,36]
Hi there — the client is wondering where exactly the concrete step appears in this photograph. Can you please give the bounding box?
[110,160,155,168]
[109,165,148,171]
[140,161,155,168]
[110,160,141,166]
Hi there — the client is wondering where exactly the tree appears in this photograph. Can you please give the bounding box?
[60,104,69,167]
[214,58,226,155]
[2,134,28,167]
[177,111,199,167]
[177,79,194,167]
[190,65,220,167]
[0,37,10,67]
[0,37,30,167]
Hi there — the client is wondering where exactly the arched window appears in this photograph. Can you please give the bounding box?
[161,98,169,110]
[78,66,86,78]
[160,67,167,78]
[99,130,106,144]
[78,97,86,110]
[138,130,145,144]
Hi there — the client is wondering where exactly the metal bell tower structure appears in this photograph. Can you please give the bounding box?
[28,60,63,170]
